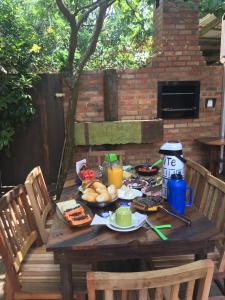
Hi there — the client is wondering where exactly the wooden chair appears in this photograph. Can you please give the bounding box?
[185,159,211,209]
[199,173,225,296]
[87,259,214,300]
[87,150,126,167]
[25,166,53,243]
[150,172,225,298]
[0,185,90,300]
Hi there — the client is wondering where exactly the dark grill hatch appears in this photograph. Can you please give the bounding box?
[157,81,200,119]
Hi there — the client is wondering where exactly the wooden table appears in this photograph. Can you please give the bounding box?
[195,136,225,175]
[46,196,222,300]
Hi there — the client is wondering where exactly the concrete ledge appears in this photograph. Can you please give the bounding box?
[74,119,163,145]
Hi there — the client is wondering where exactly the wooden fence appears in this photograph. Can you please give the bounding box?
[0,74,65,185]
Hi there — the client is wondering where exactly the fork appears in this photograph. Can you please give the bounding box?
[142,221,151,231]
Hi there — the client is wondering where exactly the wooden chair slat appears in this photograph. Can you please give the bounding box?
[169,284,179,300]
[155,287,163,300]
[184,280,195,300]
[138,288,148,300]
[185,159,210,209]
[104,290,113,300]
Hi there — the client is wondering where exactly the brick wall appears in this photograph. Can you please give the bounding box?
[63,0,223,169]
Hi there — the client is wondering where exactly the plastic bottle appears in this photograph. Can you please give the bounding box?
[167,173,192,215]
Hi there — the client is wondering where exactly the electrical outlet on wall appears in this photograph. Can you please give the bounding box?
[205,98,216,108]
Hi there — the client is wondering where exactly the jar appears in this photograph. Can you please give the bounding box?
[106,153,123,188]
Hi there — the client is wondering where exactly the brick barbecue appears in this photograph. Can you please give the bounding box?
[63,0,223,167]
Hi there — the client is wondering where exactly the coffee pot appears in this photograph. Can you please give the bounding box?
[159,140,186,198]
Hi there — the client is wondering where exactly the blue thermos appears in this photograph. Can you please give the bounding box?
[167,174,192,215]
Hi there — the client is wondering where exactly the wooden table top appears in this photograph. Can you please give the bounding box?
[47,198,222,261]
[195,136,225,146]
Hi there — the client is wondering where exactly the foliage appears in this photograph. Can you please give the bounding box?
[200,0,225,17]
[86,0,154,69]
[0,0,36,151]
[0,0,69,151]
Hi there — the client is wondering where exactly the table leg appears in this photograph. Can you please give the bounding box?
[60,262,73,300]
[193,252,207,299]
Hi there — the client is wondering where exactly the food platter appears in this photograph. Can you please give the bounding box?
[135,165,159,176]
[57,200,93,227]
[122,178,148,190]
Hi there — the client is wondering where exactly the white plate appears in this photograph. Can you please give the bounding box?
[109,213,136,229]
[106,213,147,232]
[118,187,143,200]
[106,220,145,232]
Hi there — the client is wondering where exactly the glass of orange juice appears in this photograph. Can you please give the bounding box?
[107,166,123,188]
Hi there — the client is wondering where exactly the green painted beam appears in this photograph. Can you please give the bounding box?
[74,119,163,145]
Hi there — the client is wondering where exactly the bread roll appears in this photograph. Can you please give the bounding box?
[96,187,108,194]
[83,188,96,194]
[96,192,112,203]
[82,192,98,202]
[92,181,107,190]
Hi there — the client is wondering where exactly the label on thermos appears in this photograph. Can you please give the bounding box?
[162,155,184,198]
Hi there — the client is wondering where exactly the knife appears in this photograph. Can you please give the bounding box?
[146,218,171,241]
[158,206,192,227]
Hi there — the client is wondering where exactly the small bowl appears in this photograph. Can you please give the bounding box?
[135,165,159,176]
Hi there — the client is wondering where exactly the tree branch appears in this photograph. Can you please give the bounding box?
[75,0,105,15]
[56,0,78,74]
[77,1,113,74]
[77,0,112,30]
[56,0,76,26]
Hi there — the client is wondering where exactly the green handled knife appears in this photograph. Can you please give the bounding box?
[146,219,171,241]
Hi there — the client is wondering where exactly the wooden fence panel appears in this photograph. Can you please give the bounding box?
[0,73,65,186]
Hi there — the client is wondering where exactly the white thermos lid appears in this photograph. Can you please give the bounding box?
[160,140,182,152]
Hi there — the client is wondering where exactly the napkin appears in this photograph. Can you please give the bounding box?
[91,212,147,227]
[91,214,111,225]
[56,199,79,214]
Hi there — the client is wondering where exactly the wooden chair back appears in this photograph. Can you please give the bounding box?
[87,150,126,167]
[25,166,52,244]
[200,174,225,274]
[0,185,38,292]
[185,159,210,209]
[87,259,214,300]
